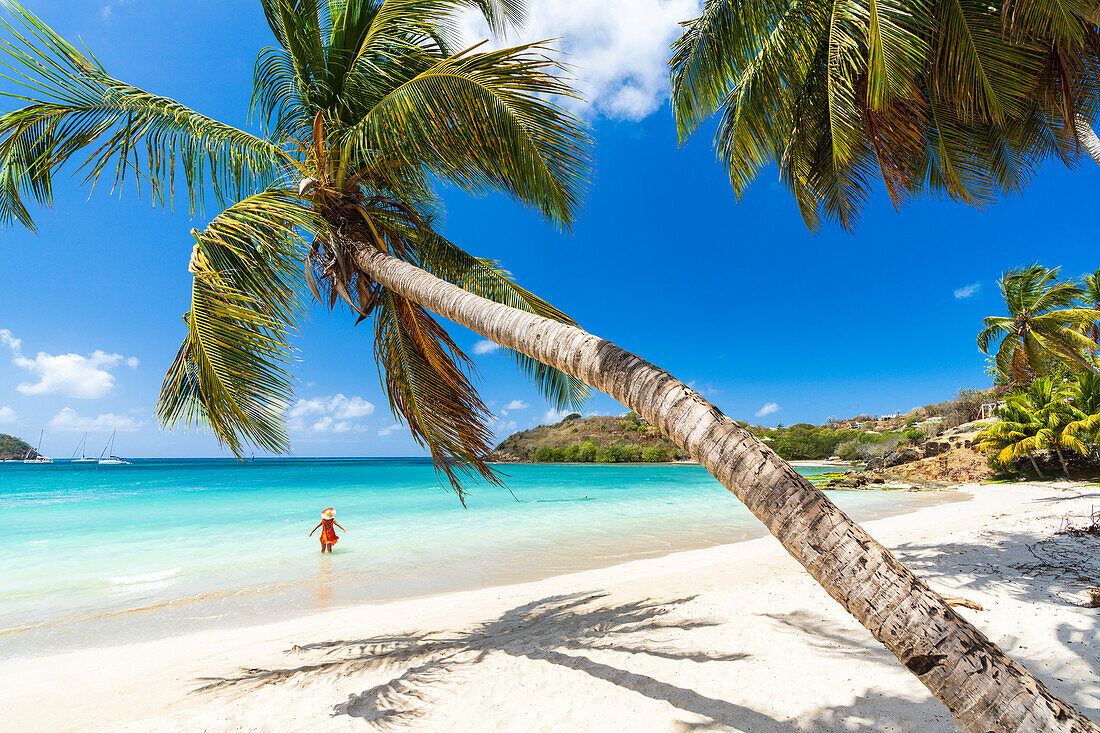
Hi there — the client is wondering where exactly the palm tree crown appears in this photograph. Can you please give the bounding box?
[978,265,1098,383]
[976,376,1093,477]
[0,0,592,497]
[670,0,1100,230]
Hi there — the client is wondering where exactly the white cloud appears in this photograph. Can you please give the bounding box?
[472,339,500,355]
[48,407,141,432]
[460,0,703,121]
[954,282,981,299]
[755,402,780,417]
[330,395,375,419]
[287,394,374,433]
[0,405,15,424]
[505,400,530,410]
[544,407,572,423]
[687,380,722,397]
[0,329,20,351]
[102,0,130,20]
[1,330,138,399]
[309,417,354,434]
[378,424,403,437]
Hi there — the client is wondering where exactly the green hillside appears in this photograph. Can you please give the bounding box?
[491,412,689,463]
[0,433,33,460]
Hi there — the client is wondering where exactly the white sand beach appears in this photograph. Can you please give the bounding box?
[2,482,1097,732]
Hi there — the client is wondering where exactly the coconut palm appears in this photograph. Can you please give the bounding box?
[0,3,1093,732]
[670,0,1100,231]
[975,398,1047,477]
[978,265,1099,383]
[977,377,1090,478]
[1081,268,1100,344]
[1065,372,1100,460]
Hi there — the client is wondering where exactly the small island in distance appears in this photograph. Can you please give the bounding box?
[0,433,34,461]
[491,411,689,463]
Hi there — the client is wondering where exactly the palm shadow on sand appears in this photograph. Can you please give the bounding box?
[194,591,959,731]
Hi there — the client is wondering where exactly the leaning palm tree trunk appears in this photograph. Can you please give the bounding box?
[349,238,1096,733]
[1028,453,1046,479]
[1077,115,1100,166]
[1053,445,1072,480]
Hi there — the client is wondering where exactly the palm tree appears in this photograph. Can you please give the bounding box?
[978,265,1099,383]
[0,3,1092,731]
[976,399,1046,477]
[976,377,1090,479]
[1081,268,1100,344]
[670,0,1100,231]
[1066,372,1100,462]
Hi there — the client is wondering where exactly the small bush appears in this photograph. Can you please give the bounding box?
[578,441,598,462]
[642,446,668,462]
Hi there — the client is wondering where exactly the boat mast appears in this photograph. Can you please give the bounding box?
[99,430,115,460]
[70,432,88,461]
[27,429,43,459]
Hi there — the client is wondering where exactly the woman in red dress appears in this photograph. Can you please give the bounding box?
[309,507,345,553]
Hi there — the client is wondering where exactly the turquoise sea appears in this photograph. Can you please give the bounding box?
[0,459,959,660]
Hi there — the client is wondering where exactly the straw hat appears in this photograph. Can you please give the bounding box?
[321,507,335,519]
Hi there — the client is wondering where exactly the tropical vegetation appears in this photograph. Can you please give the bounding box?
[975,264,1100,479]
[0,0,589,495]
[0,2,1093,731]
[979,265,1099,383]
[671,0,1100,231]
[492,412,688,463]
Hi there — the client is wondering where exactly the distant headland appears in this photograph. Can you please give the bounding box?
[0,433,34,461]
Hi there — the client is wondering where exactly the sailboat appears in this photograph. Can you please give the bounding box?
[23,430,53,464]
[98,430,131,465]
[70,433,97,463]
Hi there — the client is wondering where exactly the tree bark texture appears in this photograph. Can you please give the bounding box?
[1077,115,1100,167]
[349,240,1098,733]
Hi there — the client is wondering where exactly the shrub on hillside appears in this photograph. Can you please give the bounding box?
[578,441,598,462]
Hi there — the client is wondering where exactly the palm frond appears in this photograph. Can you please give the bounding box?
[339,41,590,230]
[157,189,319,456]
[977,317,1010,353]
[0,2,293,228]
[374,289,502,501]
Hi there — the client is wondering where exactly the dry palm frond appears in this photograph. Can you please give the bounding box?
[374,290,501,501]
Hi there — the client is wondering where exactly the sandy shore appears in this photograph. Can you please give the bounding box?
[788,459,854,468]
[2,482,1097,732]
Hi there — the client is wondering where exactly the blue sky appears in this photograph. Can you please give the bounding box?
[0,0,1097,458]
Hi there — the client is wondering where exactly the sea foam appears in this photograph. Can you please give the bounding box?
[108,568,182,585]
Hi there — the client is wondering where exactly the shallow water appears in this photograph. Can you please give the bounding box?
[0,458,961,659]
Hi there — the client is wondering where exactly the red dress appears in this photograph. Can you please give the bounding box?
[319,518,339,545]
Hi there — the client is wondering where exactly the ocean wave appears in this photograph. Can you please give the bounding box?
[108,568,182,585]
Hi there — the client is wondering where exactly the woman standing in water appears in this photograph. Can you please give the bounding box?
[309,507,345,553]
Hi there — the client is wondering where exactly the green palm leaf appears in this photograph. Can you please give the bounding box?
[339,42,590,230]
[157,190,320,456]
[0,2,293,229]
